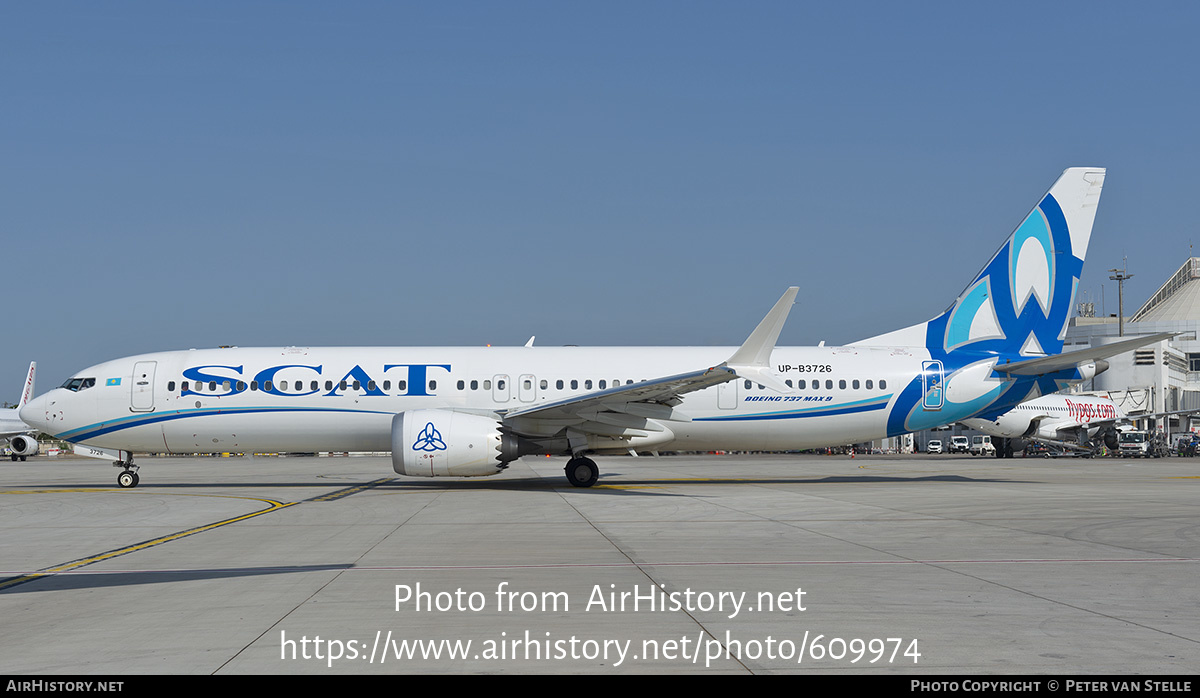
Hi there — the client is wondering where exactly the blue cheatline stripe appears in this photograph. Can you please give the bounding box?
[57,406,394,443]
[696,394,893,422]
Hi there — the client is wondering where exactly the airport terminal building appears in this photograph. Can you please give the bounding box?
[1066,258,1200,423]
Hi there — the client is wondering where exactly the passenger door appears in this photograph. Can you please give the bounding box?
[131,361,157,412]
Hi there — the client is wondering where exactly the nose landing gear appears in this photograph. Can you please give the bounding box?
[114,456,140,488]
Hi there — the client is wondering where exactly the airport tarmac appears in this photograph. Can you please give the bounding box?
[0,452,1196,675]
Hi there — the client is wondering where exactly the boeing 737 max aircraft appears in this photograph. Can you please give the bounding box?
[23,168,1157,488]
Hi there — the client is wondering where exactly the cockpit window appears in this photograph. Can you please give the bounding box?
[59,377,96,392]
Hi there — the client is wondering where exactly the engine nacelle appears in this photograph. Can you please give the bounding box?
[1100,426,1120,450]
[392,409,518,477]
[9,435,38,457]
[1074,359,1109,382]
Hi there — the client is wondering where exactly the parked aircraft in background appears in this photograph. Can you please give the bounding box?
[1,363,38,461]
[961,392,1124,457]
[24,168,1166,488]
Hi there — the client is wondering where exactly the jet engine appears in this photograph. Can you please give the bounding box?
[1098,425,1120,450]
[391,409,527,477]
[8,435,38,459]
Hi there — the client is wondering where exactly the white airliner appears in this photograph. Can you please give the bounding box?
[961,392,1124,457]
[20,168,1170,488]
[2,362,39,461]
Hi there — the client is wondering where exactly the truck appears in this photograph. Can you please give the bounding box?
[1118,430,1168,458]
[950,436,970,453]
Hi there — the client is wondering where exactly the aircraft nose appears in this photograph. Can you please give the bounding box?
[19,394,48,429]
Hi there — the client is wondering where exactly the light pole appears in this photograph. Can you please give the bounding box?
[1109,262,1133,337]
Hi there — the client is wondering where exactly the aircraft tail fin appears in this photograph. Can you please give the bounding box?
[855,167,1106,357]
[18,362,35,408]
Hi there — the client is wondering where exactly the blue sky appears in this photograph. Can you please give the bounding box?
[4,2,1199,399]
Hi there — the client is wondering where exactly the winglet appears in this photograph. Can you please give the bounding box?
[18,362,35,408]
[724,288,798,391]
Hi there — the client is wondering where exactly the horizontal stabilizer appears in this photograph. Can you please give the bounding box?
[994,332,1177,376]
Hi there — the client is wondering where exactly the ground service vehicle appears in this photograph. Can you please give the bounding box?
[970,435,995,456]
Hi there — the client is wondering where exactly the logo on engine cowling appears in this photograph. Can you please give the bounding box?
[412,422,447,452]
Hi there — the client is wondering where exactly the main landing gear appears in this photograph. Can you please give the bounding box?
[994,437,1015,459]
[565,456,599,488]
[114,457,140,488]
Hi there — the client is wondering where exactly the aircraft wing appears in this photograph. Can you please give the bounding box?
[500,288,798,441]
[0,425,37,439]
[993,333,1177,376]
[501,365,732,436]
